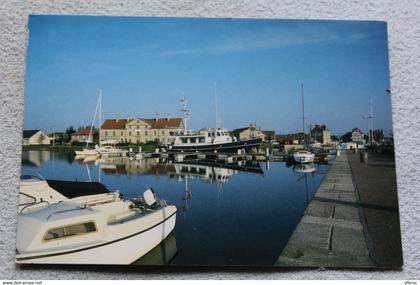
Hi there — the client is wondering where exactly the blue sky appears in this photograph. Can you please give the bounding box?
[24,16,392,135]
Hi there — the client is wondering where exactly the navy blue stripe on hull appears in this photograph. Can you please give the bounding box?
[170,138,262,153]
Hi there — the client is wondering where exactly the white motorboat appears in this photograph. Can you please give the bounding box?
[95,141,129,157]
[293,150,315,164]
[16,177,177,264]
[74,149,98,156]
[168,97,262,153]
[293,84,315,164]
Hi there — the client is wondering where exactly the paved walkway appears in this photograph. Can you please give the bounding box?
[346,150,402,268]
[276,151,375,268]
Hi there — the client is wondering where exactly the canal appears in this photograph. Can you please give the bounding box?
[21,150,330,266]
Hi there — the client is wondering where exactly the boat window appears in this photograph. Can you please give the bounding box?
[43,222,96,241]
[181,138,188,143]
[199,137,205,143]
[217,132,221,136]
[191,138,196,143]
[207,133,211,137]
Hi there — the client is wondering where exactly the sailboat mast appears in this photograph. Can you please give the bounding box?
[99,88,102,148]
[301,84,305,145]
[370,96,374,145]
[86,90,101,149]
[214,82,219,129]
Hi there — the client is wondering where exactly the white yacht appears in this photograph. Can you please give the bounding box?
[168,97,262,153]
[293,150,315,164]
[16,177,177,264]
[95,140,129,157]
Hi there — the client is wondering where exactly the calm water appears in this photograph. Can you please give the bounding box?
[21,150,330,266]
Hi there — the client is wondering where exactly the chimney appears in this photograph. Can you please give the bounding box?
[116,115,120,122]
[155,113,160,121]
[166,113,171,121]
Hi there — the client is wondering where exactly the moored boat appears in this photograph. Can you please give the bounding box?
[293,150,315,164]
[16,177,177,264]
[293,84,315,164]
[169,128,262,153]
[167,97,262,153]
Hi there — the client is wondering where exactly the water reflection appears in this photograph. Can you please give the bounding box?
[132,233,178,265]
[20,150,330,266]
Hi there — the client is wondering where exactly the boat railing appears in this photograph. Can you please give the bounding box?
[19,198,50,214]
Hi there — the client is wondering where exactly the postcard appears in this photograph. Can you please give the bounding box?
[18,15,402,268]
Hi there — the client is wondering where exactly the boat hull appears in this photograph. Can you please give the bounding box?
[74,149,98,156]
[169,138,263,153]
[16,207,177,265]
[293,152,315,164]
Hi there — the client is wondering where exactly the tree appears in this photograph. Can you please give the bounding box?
[65,126,76,142]
[37,133,46,145]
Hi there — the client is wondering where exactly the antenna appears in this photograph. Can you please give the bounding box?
[180,93,191,132]
[214,82,221,129]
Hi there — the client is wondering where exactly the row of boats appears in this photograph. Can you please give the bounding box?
[75,91,315,164]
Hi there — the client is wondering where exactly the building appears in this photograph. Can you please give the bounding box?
[231,125,270,141]
[100,116,184,144]
[310,125,331,144]
[275,133,305,145]
[341,128,365,144]
[22,130,50,145]
[71,129,97,143]
[261,131,276,142]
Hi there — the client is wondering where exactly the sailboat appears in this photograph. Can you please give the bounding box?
[293,84,315,164]
[74,90,102,157]
[94,90,128,157]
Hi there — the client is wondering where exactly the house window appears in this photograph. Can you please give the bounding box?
[43,222,96,241]
[129,131,132,136]
[162,131,164,135]
[145,131,148,136]
[121,131,123,135]
[113,131,115,136]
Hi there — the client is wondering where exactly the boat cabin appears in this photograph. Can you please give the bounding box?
[172,128,233,146]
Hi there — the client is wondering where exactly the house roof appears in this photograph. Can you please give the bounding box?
[231,127,254,135]
[261,130,275,137]
[72,129,97,136]
[275,133,304,142]
[22,130,40,138]
[352,128,363,134]
[101,118,183,130]
[101,119,131,130]
[141,118,183,129]
[311,124,329,131]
